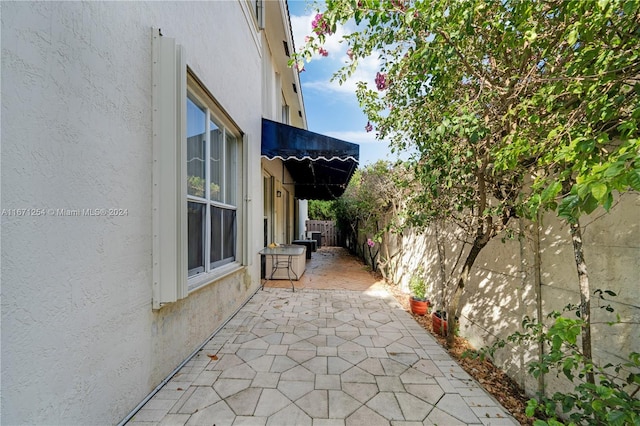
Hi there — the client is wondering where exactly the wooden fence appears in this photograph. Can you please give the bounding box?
[305,220,340,247]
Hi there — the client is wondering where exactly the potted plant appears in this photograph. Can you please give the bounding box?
[409,274,430,316]
[431,310,447,336]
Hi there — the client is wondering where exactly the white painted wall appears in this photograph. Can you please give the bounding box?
[298,199,309,240]
[1,2,269,424]
[261,158,295,245]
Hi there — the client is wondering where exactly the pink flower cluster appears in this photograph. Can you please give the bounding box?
[347,49,354,60]
[375,72,388,90]
[311,13,332,36]
[367,238,375,248]
[318,47,329,57]
[390,0,406,11]
[365,121,373,132]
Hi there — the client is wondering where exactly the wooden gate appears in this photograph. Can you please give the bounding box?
[306,220,340,247]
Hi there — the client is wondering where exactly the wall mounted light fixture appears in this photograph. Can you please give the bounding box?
[276,190,282,197]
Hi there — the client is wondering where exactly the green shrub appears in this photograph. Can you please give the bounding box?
[467,302,640,425]
[409,273,427,300]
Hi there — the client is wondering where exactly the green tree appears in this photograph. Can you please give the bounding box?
[495,1,640,385]
[294,0,639,355]
[334,161,405,272]
[308,199,337,221]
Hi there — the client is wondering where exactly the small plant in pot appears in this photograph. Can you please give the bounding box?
[409,274,430,316]
[431,310,448,336]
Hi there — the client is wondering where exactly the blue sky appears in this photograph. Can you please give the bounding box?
[288,0,399,167]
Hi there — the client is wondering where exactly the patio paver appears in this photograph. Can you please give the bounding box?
[127,248,517,425]
[127,290,517,425]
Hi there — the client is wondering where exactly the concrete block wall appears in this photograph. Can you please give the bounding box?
[381,193,640,398]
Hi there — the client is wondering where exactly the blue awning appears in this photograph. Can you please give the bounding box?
[261,119,359,200]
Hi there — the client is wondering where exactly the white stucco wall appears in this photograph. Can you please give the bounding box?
[298,199,309,240]
[261,157,296,245]
[1,2,266,424]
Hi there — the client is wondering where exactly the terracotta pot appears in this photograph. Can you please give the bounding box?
[409,296,429,316]
[431,311,448,336]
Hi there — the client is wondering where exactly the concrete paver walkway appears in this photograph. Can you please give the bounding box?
[128,248,517,425]
[262,246,389,292]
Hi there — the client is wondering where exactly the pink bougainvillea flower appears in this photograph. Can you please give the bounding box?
[311,13,322,28]
[367,238,375,248]
[294,62,306,73]
[391,0,406,11]
[365,121,373,132]
[347,48,354,60]
[318,47,329,57]
[311,13,332,35]
[375,72,388,90]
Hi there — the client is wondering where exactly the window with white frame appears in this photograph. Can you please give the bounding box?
[251,0,264,29]
[186,92,239,278]
[152,28,247,309]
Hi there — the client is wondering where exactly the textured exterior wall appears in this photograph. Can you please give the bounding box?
[1,2,264,424]
[532,194,640,396]
[261,157,295,245]
[381,193,640,398]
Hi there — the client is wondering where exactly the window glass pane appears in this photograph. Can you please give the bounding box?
[223,209,236,260]
[253,0,262,25]
[187,201,206,276]
[210,120,223,202]
[210,206,222,264]
[187,97,206,197]
[225,132,237,205]
[186,88,241,277]
[210,206,236,267]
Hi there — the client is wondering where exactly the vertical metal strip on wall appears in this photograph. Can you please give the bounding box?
[151,27,187,309]
[243,133,252,266]
[176,41,187,300]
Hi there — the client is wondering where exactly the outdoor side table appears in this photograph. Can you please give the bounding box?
[291,239,316,259]
[259,245,306,291]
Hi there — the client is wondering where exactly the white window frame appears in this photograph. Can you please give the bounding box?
[281,99,290,125]
[247,0,264,29]
[186,87,242,290]
[151,28,248,309]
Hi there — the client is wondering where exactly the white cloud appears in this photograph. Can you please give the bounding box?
[291,11,381,96]
[303,55,381,97]
[327,131,413,164]
[290,12,313,53]
[327,130,394,165]
[325,130,387,145]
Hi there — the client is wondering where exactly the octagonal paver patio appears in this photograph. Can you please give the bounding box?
[128,264,518,426]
